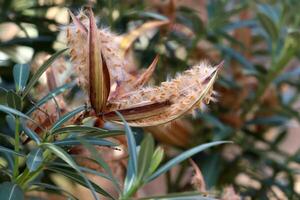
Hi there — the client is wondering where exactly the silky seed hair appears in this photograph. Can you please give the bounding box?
[66,12,133,93]
[106,62,219,127]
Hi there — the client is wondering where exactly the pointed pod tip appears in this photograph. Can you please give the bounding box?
[215,60,225,70]
[68,9,87,33]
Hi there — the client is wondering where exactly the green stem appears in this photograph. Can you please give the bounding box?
[17,149,52,188]
[120,181,141,200]
[13,117,20,180]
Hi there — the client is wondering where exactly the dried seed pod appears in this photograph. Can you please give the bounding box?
[87,9,110,114]
[104,62,222,127]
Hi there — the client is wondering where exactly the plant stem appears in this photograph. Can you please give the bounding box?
[120,181,140,200]
[17,149,52,188]
[13,117,20,180]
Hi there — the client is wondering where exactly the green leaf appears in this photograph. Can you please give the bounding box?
[215,45,256,73]
[0,182,24,200]
[115,111,138,174]
[257,12,278,42]
[31,183,79,200]
[52,125,123,139]
[140,191,217,200]
[6,91,22,110]
[47,166,112,199]
[148,147,164,176]
[51,125,109,135]
[6,115,16,132]
[0,146,25,157]
[50,105,86,132]
[146,141,231,182]
[40,143,107,200]
[26,82,75,115]
[79,138,121,192]
[134,11,168,20]
[0,105,34,122]
[48,162,113,181]
[53,138,117,147]
[201,154,221,189]
[124,156,135,194]
[26,148,43,172]
[13,63,30,92]
[137,134,154,181]
[21,123,41,144]
[22,48,68,98]
[0,132,15,146]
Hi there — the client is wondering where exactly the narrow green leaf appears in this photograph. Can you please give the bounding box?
[137,134,154,180]
[257,12,278,41]
[53,138,117,147]
[51,125,109,135]
[52,126,123,139]
[146,141,231,182]
[0,132,15,146]
[31,183,79,200]
[79,138,121,192]
[0,105,34,122]
[115,111,138,174]
[22,48,68,98]
[47,166,112,199]
[123,156,135,194]
[41,143,106,200]
[5,115,16,132]
[13,63,30,92]
[26,148,43,172]
[0,146,25,157]
[140,191,217,200]
[26,82,75,115]
[148,147,164,176]
[48,162,113,181]
[50,105,86,132]
[0,182,24,200]
[6,91,21,110]
[21,123,41,144]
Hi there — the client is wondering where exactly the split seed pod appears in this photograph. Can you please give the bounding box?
[66,9,222,127]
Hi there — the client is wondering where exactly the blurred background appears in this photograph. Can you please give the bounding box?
[0,0,300,199]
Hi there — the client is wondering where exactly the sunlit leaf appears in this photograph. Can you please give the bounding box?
[13,63,30,92]
[137,134,154,180]
[148,147,164,176]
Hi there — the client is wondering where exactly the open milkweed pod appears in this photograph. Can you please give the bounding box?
[104,61,222,127]
[66,9,222,128]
